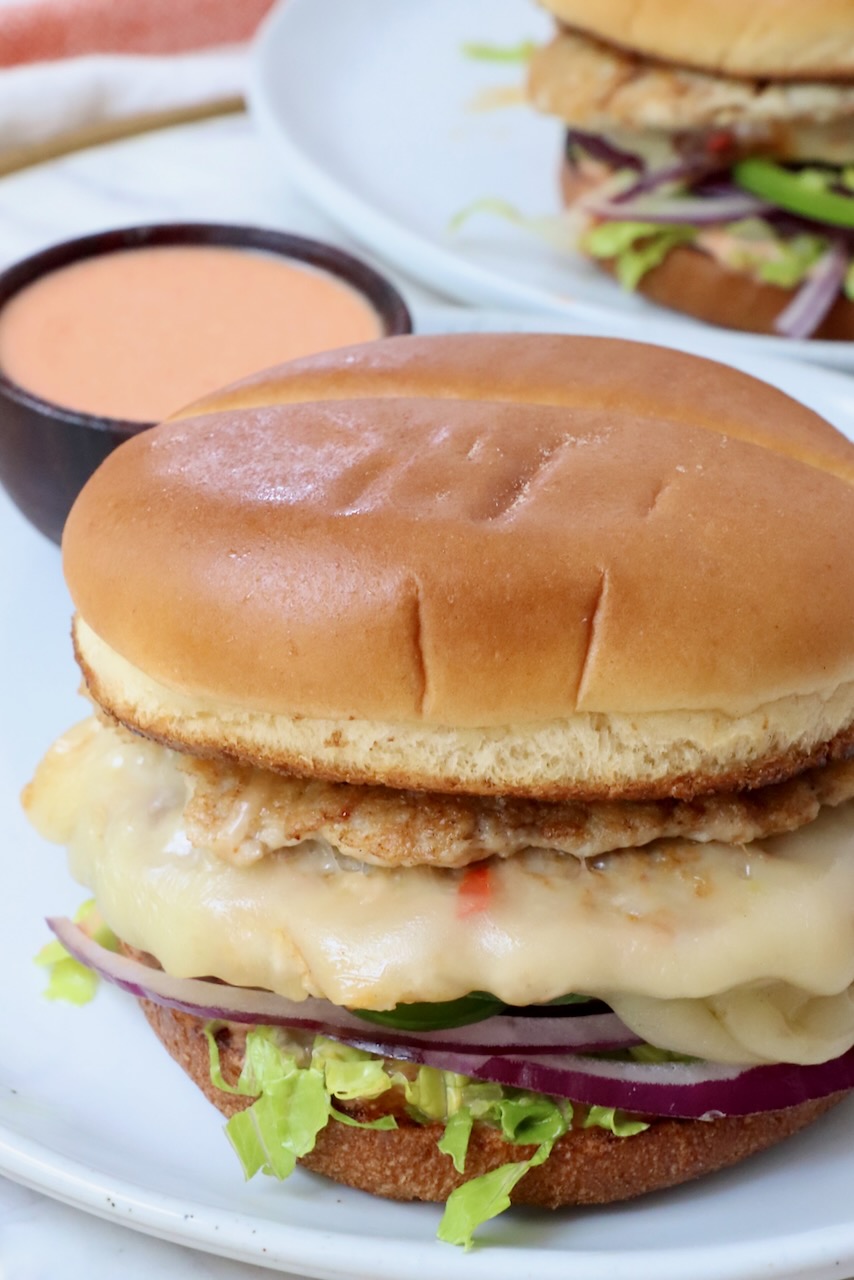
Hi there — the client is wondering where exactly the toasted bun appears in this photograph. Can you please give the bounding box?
[64,336,854,798]
[73,616,854,800]
[561,165,854,342]
[621,244,854,342]
[140,998,847,1207]
[538,0,854,80]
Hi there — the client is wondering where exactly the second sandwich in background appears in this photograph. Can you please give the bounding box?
[528,0,854,340]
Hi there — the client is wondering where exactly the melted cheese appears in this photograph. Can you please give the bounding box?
[24,718,854,1065]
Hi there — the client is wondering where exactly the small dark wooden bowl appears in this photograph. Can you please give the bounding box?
[0,222,413,545]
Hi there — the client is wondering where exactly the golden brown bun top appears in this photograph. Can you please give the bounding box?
[63,334,854,730]
[538,0,854,79]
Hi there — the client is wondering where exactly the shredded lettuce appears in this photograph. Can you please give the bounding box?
[692,215,825,288]
[312,1037,393,1101]
[438,1097,569,1249]
[583,220,696,289]
[329,1108,398,1131]
[34,900,118,1005]
[438,1145,553,1249]
[205,1025,650,1248]
[461,40,536,63]
[583,215,832,293]
[700,217,826,289]
[581,1105,649,1137]
[844,261,854,301]
[224,1027,331,1180]
[438,1106,474,1173]
[449,198,575,251]
[202,1022,256,1096]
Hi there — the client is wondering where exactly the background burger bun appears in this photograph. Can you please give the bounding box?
[141,997,846,1207]
[537,0,854,79]
[64,334,854,799]
[561,164,854,342]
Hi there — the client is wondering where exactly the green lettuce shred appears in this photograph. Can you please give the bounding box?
[217,1031,400,1183]
[204,1025,650,1248]
[312,1037,393,1100]
[845,261,854,301]
[688,215,825,288]
[328,1108,398,1131]
[438,1145,553,1249]
[461,40,536,62]
[583,220,696,289]
[448,198,575,251]
[437,1106,474,1173]
[34,899,118,1005]
[224,1027,331,1180]
[438,1097,569,1249]
[583,215,833,293]
[581,1105,649,1137]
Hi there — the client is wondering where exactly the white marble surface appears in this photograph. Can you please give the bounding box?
[0,108,447,1280]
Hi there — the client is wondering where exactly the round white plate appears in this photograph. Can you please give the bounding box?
[249,0,854,373]
[3,336,854,1279]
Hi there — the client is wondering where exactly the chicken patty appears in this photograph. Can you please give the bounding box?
[181,748,854,870]
[529,28,854,162]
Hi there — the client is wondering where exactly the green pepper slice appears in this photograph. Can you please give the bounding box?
[353,993,506,1031]
[733,158,854,228]
[351,991,599,1032]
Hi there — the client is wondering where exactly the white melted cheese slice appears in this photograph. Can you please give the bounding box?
[24,717,854,1066]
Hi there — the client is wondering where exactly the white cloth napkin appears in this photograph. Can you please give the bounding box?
[0,44,248,160]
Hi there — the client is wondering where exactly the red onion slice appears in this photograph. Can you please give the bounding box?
[584,191,772,225]
[566,130,644,173]
[48,920,854,1119]
[614,158,718,203]
[46,918,640,1056]
[416,1047,854,1119]
[774,240,849,339]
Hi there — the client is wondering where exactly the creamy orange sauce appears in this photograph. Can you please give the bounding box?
[0,245,384,422]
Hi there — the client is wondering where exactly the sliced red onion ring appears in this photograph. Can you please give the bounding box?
[614,158,718,203]
[774,239,849,339]
[584,191,773,225]
[49,919,854,1119]
[47,918,640,1056]
[566,130,644,173]
[387,1047,854,1120]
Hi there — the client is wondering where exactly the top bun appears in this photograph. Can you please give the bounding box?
[63,335,854,799]
[537,0,854,80]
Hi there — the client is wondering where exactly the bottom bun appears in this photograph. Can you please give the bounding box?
[561,161,854,341]
[139,998,846,1208]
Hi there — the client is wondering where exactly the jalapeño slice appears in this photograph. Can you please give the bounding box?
[353,992,505,1032]
[733,158,854,228]
[352,992,600,1031]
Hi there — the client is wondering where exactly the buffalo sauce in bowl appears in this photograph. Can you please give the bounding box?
[0,222,412,542]
[0,244,387,423]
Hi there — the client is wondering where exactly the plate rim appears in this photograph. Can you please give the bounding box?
[4,1108,854,1280]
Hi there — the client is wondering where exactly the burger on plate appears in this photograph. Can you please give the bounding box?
[24,334,854,1247]
[527,1,854,339]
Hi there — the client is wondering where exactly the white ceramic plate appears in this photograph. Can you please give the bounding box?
[3,338,854,1280]
[250,0,854,373]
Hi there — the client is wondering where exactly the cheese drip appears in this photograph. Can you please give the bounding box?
[24,717,854,1065]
